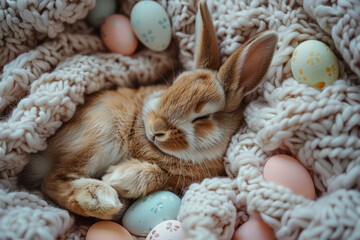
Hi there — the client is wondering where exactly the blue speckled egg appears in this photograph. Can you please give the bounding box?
[87,0,117,28]
[122,191,181,237]
[130,1,172,51]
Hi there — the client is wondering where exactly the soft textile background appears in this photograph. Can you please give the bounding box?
[0,0,359,239]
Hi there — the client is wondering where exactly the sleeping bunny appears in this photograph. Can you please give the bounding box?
[22,0,277,220]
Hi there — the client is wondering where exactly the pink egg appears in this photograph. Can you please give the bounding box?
[233,216,275,240]
[146,220,185,240]
[101,14,138,55]
[86,221,132,240]
[263,154,316,200]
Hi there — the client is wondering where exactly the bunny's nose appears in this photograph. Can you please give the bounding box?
[153,130,170,142]
[147,114,170,142]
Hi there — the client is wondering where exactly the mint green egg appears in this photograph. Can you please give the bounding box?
[130,1,172,51]
[122,191,181,236]
[87,0,117,28]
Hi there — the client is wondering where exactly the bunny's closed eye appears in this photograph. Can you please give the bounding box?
[192,114,210,123]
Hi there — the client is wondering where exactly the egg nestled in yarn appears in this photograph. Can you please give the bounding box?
[146,220,185,240]
[130,1,172,51]
[86,221,132,240]
[232,216,275,240]
[291,40,339,90]
[122,191,181,236]
[263,154,316,200]
[101,14,138,55]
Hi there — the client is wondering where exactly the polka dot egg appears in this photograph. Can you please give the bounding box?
[291,40,339,90]
[130,1,172,51]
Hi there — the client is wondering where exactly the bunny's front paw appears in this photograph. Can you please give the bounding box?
[102,159,166,198]
[73,178,123,219]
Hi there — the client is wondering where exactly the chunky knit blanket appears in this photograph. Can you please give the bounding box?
[1,0,359,239]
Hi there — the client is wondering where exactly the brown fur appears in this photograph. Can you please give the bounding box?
[23,0,278,220]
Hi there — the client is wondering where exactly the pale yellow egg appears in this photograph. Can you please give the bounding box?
[291,40,339,90]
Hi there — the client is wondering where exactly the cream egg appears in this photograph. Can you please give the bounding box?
[263,154,316,200]
[146,220,185,240]
[291,40,339,90]
[101,14,138,55]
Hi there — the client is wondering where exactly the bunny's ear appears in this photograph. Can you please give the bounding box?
[193,0,220,70]
[217,31,278,112]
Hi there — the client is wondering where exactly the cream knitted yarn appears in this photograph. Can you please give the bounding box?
[177,0,360,239]
[1,0,359,239]
[0,0,95,70]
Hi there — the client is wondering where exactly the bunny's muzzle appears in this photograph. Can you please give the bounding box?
[146,112,170,141]
[145,112,188,152]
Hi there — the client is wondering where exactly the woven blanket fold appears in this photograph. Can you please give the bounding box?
[0,0,95,70]
[302,0,360,77]
[1,0,359,239]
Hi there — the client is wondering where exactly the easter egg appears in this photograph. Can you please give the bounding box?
[122,191,181,236]
[291,40,339,90]
[263,154,316,200]
[87,0,117,28]
[146,220,185,240]
[232,216,275,240]
[130,1,172,51]
[86,221,132,240]
[101,14,138,55]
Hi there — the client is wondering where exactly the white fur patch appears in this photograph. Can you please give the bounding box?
[170,123,226,163]
[142,89,166,140]
[191,101,224,121]
[153,114,226,163]
[102,164,138,190]
[86,139,124,178]
[142,90,165,118]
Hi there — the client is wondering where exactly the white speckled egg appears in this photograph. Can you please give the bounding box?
[130,1,171,51]
[291,40,339,90]
[87,0,117,28]
[146,220,185,240]
[122,191,181,237]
